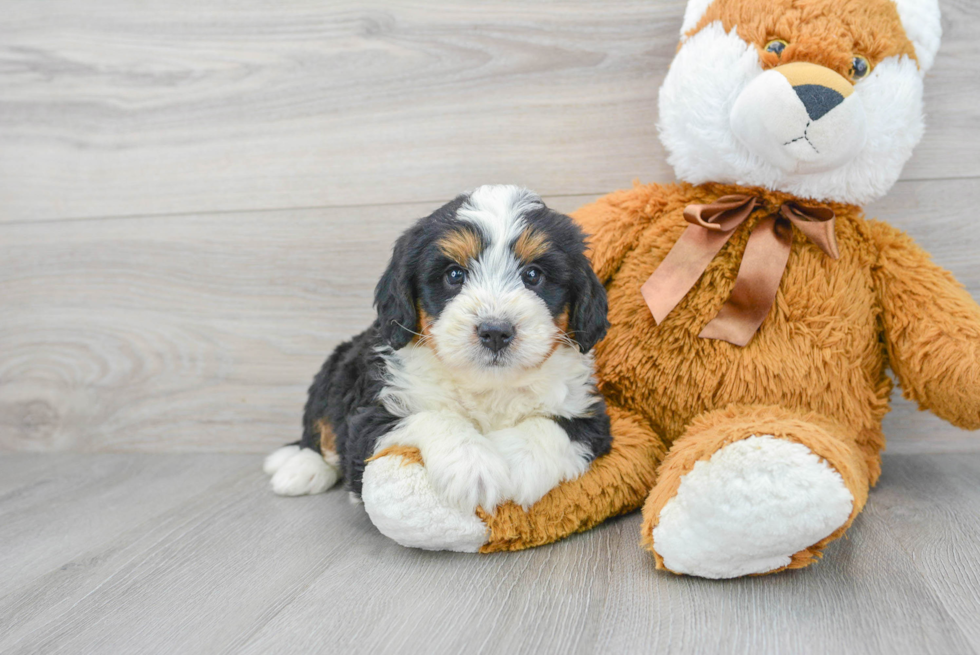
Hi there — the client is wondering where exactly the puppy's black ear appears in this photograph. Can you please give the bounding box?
[374,229,419,350]
[569,255,609,353]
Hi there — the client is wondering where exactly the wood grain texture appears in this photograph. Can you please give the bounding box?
[1,453,978,654]
[0,0,978,223]
[1,181,978,454]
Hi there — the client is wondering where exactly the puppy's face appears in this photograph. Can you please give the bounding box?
[375,185,608,377]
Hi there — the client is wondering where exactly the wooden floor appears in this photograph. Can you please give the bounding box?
[1,452,978,655]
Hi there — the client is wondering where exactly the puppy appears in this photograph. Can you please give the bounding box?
[264,184,611,513]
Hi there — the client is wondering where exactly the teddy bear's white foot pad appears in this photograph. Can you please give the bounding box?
[652,435,853,579]
[362,455,489,552]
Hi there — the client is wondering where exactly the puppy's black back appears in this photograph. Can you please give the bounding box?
[299,321,399,495]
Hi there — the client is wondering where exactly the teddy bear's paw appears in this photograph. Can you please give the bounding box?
[361,452,489,552]
[652,435,853,579]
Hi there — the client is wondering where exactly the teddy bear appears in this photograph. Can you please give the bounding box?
[359,0,980,578]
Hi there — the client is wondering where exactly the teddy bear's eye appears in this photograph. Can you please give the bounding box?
[764,39,787,56]
[850,55,870,80]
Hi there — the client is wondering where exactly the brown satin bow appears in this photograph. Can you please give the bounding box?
[640,194,838,347]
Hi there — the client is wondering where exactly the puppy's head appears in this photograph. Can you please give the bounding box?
[375,185,608,376]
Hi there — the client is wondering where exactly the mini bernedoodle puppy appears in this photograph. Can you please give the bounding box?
[264,184,612,515]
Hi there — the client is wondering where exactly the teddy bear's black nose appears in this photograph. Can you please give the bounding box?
[794,84,845,121]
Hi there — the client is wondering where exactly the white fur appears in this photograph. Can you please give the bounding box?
[490,417,592,508]
[374,344,597,512]
[263,444,300,475]
[379,342,596,428]
[730,69,866,174]
[892,0,942,73]
[659,21,926,204]
[652,436,854,579]
[375,410,512,513]
[268,448,341,497]
[362,454,489,552]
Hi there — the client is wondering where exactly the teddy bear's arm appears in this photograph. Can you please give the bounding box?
[870,220,980,430]
[571,185,671,283]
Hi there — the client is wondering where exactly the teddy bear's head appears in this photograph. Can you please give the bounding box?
[658,0,941,204]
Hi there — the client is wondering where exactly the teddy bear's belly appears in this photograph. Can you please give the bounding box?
[595,240,891,446]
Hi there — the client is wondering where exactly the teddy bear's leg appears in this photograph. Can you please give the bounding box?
[479,404,667,552]
[641,405,871,579]
[361,404,667,553]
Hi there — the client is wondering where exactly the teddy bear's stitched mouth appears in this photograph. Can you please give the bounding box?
[782,121,820,154]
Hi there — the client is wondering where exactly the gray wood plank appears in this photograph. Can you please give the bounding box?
[1,180,978,454]
[0,454,255,593]
[869,456,980,652]
[3,453,977,655]
[0,0,977,223]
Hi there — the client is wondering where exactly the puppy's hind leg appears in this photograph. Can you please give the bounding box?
[266,420,341,497]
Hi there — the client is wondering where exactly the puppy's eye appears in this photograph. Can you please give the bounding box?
[764,39,787,56]
[445,266,466,287]
[522,266,544,287]
[850,55,870,80]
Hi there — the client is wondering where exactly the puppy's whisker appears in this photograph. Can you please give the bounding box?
[391,321,427,339]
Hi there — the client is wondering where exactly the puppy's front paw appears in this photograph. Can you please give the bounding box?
[506,444,591,509]
[426,442,511,514]
[492,421,592,509]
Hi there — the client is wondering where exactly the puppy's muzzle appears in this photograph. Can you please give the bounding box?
[477,321,515,353]
[730,61,867,174]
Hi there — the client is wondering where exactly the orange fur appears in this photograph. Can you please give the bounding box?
[689,0,917,77]
[315,419,337,454]
[368,445,425,467]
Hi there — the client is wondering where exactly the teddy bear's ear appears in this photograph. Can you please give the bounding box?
[891,0,942,73]
[679,0,715,40]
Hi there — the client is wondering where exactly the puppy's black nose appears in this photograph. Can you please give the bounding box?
[793,84,844,121]
[477,322,515,353]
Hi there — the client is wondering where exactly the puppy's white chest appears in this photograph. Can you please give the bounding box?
[379,344,596,432]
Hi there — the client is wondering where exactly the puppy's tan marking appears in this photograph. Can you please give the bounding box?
[313,419,334,451]
[417,306,434,342]
[437,228,482,266]
[543,309,572,359]
[513,228,550,264]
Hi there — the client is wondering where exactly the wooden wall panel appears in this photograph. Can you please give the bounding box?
[0,0,978,223]
[1,182,977,453]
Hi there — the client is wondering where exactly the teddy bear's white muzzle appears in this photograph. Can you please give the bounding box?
[730,63,867,175]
